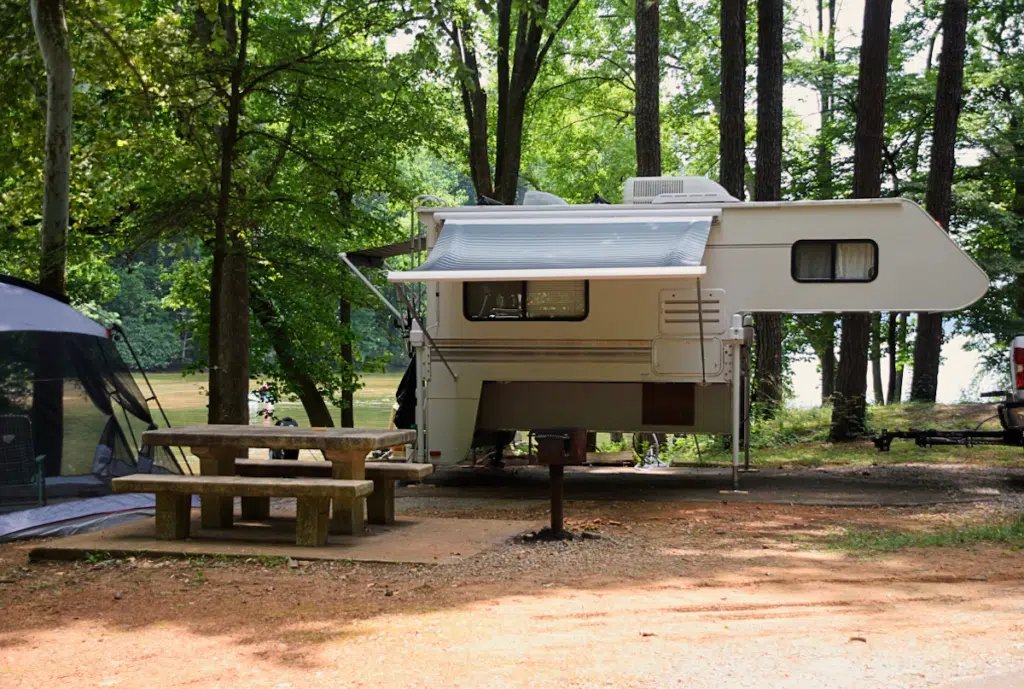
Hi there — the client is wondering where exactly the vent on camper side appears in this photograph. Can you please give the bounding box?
[660,288,725,335]
[624,176,739,205]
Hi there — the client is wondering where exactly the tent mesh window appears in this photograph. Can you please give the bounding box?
[0,415,42,501]
[0,330,182,511]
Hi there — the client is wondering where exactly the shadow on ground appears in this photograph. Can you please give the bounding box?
[410,463,1024,507]
[1,465,1023,688]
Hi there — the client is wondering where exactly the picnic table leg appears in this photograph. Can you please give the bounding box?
[193,446,237,529]
[295,497,330,546]
[241,496,271,520]
[326,450,367,535]
[366,478,395,525]
[155,493,191,540]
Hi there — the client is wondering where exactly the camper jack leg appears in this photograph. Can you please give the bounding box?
[731,336,741,490]
[722,316,749,495]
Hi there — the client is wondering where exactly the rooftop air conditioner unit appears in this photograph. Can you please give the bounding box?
[624,176,739,205]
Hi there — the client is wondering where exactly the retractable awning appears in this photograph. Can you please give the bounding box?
[387,215,714,282]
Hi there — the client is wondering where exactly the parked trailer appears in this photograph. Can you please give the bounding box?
[874,335,1024,451]
[370,177,987,482]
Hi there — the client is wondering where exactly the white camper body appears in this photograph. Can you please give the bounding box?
[387,178,988,466]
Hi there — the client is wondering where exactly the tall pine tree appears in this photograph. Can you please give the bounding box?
[910,0,969,402]
[830,0,892,440]
[753,0,784,415]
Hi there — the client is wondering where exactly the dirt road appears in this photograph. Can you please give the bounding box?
[2,501,1022,688]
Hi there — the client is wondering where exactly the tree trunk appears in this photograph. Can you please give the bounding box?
[894,313,907,400]
[449,3,579,205]
[339,298,355,428]
[752,0,785,415]
[754,0,783,203]
[31,0,72,476]
[250,292,334,427]
[754,314,784,409]
[495,90,527,204]
[830,0,891,441]
[208,0,251,425]
[910,0,968,403]
[911,313,943,401]
[718,0,746,199]
[831,314,871,439]
[886,312,899,404]
[909,29,940,177]
[635,0,661,177]
[814,0,837,200]
[821,327,835,405]
[31,0,71,295]
[454,30,494,203]
[870,313,884,404]
[800,0,838,411]
[1011,112,1024,321]
[850,0,892,202]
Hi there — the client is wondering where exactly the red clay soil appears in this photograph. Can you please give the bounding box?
[1,502,1023,688]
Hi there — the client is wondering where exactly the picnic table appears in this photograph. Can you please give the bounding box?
[141,425,415,535]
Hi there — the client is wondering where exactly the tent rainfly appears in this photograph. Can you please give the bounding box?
[0,276,184,512]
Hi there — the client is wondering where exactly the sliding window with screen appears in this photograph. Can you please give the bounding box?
[464,281,589,321]
[792,240,878,283]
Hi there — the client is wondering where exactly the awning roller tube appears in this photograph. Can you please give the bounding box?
[388,266,707,283]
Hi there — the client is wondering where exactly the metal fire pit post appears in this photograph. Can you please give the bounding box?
[535,428,587,536]
[549,465,565,532]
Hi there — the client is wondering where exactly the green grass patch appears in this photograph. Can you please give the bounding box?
[829,515,1024,553]
[656,403,1024,468]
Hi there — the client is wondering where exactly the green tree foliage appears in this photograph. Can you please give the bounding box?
[2,0,1022,427]
[953,0,1024,367]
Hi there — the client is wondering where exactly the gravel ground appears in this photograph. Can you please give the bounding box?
[1,465,1023,688]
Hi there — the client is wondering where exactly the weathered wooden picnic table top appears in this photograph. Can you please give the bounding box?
[141,425,415,452]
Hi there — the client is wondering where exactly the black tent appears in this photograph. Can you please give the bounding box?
[0,275,184,512]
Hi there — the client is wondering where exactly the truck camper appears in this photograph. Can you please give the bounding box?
[348,177,988,483]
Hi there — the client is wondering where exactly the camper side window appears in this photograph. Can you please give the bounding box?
[464,281,588,321]
[792,240,877,283]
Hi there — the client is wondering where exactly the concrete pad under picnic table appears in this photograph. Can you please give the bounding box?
[28,506,539,565]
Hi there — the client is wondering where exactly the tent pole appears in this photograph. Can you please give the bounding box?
[119,403,140,455]
[112,326,191,474]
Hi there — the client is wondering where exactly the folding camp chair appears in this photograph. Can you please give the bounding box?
[0,414,46,507]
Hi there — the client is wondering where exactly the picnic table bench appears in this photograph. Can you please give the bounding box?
[112,475,373,546]
[235,459,433,525]
[141,425,415,535]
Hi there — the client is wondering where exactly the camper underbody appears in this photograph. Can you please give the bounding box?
[369,177,988,475]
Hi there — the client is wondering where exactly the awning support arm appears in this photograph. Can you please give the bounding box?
[339,253,458,382]
[339,253,406,324]
[389,278,458,382]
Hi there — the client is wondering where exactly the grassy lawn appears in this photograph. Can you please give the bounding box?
[610,402,1024,468]
[117,375,1024,470]
[137,372,402,430]
[829,515,1024,553]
